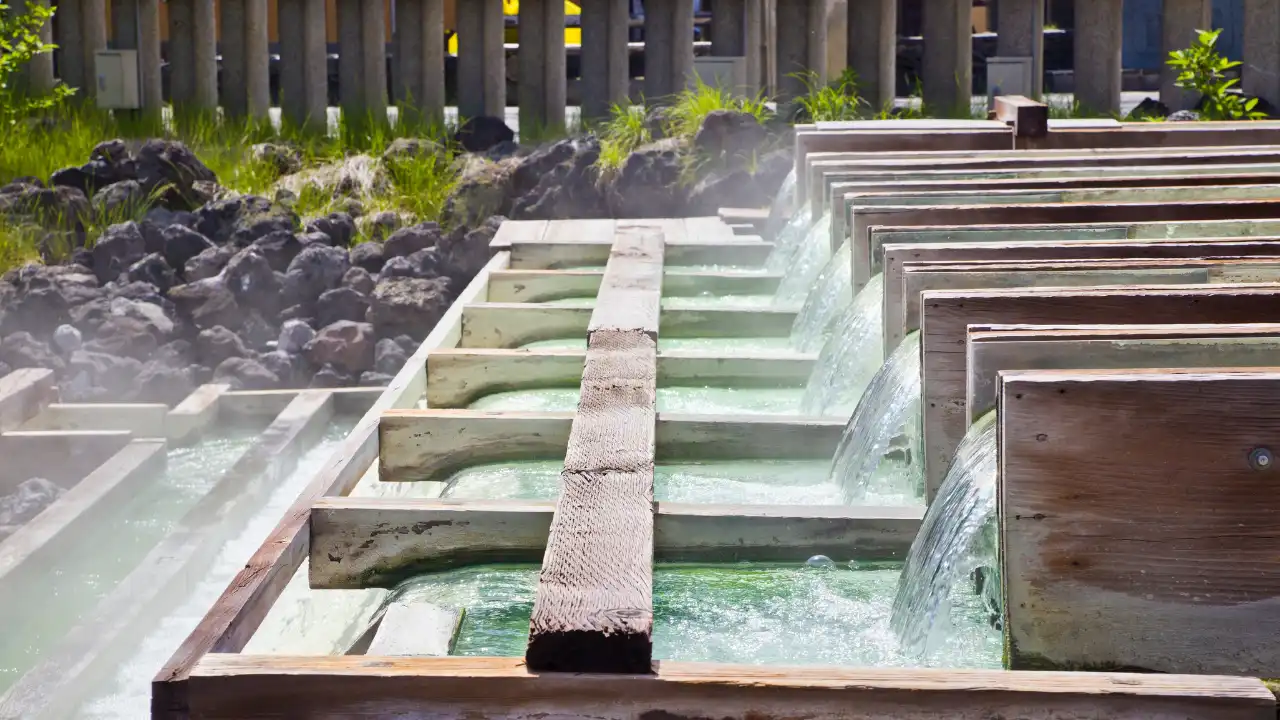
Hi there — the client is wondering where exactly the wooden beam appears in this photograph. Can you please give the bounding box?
[919,284,1280,502]
[309,498,923,589]
[21,402,169,436]
[151,253,512,718]
[996,95,1050,138]
[485,269,781,303]
[526,224,663,674]
[999,368,1280,676]
[509,239,773,271]
[217,387,384,417]
[184,654,1276,720]
[0,430,132,494]
[378,411,847,482]
[167,383,228,445]
[965,323,1280,420]
[0,368,57,432]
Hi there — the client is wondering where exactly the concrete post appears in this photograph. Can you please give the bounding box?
[774,0,827,102]
[580,0,629,120]
[279,0,328,129]
[80,0,106,100]
[1244,0,1280,108]
[921,0,971,114]
[169,0,219,111]
[826,0,847,80]
[995,0,1043,97]
[456,0,505,118]
[339,0,364,116]
[108,0,162,116]
[644,0,695,100]
[743,0,764,92]
[518,0,566,137]
[1160,0,1211,111]
[11,0,55,94]
[711,0,746,58]
[55,0,84,91]
[221,0,270,118]
[361,0,390,120]
[245,0,271,118]
[1073,0,1122,114]
[394,0,447,128]
[338,0,387,123]
[847,0,897,108]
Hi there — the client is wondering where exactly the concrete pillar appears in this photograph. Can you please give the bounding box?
[338,0,386,123]
[178,0,220,113]
[394,0,446,128]
[826,0,847,80]
[11,0,55,95]
[774,0,826,102]
[744,0,764,92]
[456,0,505,118]
[921,0,971,114]
[361,0,389,119]
[995,0,1043,97]
[644,0,694,100]
[221,0,270,118]
[847,0,897,108]
[55,0,85,91]
[111,0,138,52]
[518,0,565,136]
[108,0,162,116]
[580,0,629,120]
[279,0,328,129]
[1244,0,1280,108]
[338,0,363,116]
[1160,0,1211,111]
[1073,0,1122,114]
[80,0,106,100]
[711,0,746,57]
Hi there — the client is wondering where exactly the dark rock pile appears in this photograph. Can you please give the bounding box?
[0,111,790,403]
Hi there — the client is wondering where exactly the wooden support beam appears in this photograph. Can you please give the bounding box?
[526,227,663,674]
[460,304,797,348]
[965,323,1280,420]
[999,368,1280,676]
[183,654,1276,720]
[0,430,132,494]
[919,284,1280,502]
[219,387,384,417]
[484,269,781,303]
[167,383,228,445]
[994,95,1049,138]
[509,240,773,270]
[0,368,57,432]
[21,402,169,436]
[309,497,923,589]
[378,411,847,482]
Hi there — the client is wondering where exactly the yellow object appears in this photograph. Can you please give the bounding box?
[447,0,582,55]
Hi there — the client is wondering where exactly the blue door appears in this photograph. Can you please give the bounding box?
[1122,0,1163,70]
[1213,0,1243,60]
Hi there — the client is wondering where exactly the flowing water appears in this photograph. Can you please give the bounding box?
[469,387,802,415]
[0,428,262,696]
[764,206,814,274]
[826,331,923,506]
[890,412,1000,658]
[372,563,999,667]
[799,273,887,416]
[789,241,853,353]
[440,459,840,505]
[73,420,358,719]
[762,168,797,240]
[517,337,795,353]
[772,212,832,304]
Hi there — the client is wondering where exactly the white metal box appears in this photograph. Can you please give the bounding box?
[986,56,1034,107]
[689,56,751,97]
[94,50,141,110]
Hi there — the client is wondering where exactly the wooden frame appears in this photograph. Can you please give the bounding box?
[484,269,782,303]
[459,304,797,348]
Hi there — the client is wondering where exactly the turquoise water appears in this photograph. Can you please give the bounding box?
[537,295,776,309]
[441,459,839,505]
[383,563,1000,668]
[517,337,795,352]
[468,387,802,415]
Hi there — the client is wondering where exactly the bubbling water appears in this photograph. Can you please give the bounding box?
[799,273,886,415]
[790,241,853,352]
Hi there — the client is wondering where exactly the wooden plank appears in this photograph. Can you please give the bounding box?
[544,218,616,244]
[151,252,512,718]
[0,368,57,432]
[486,269,782,304]
[487,219,548,250]
[0,430,132,494]
[1030,122,1280,150]
[0,439,166,587]
[218,387,383,417]
[21,402,169,436]
[965,324,1280,420]
[167,383,228,445]
[999,368,1280,675]
[0,391,334,720]
[683,216,737,242]
[184,654,1276,720]
[362,602,463,656]
[378,411,847,482]
[587,227,664,340]
[510,240,772,270]
[994,95,1048,138]
[308,497,923,589]
[850,199,1280,290]
[461,303,797,347]
[919,284,1280,502]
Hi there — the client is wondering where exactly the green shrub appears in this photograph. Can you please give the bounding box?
[1167,28,1266,120]
[794,69,868,121]
[0,0,73,125]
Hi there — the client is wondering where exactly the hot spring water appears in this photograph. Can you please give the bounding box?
[772,212,832,304]
[798,273,886,414]
[765,206,814,275]
[790,241,853,352]
[469,386,803,415]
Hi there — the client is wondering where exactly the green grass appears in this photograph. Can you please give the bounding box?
[794,69,868,122]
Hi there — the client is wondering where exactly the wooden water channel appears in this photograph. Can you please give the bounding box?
[12,107,1280,716]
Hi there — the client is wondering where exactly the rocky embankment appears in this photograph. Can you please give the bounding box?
[0,111,789,403]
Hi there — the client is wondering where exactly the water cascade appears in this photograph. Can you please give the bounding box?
[825,330,923,505]
[789,241,854,352]
[762,168,797,239]
[890,412,1000,658]
[773,211,833,304]
[764,206,815,274]
[799,273,887,415]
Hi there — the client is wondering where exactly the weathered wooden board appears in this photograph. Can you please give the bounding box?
[379,411,847,482]
[166,383,228,445]
[918,284,1280,501]
[588,228,664,339]
[0,429,133,494]
[485,269,781,303]
[309,498,923,589]
[994,95,1048,138]
[488,219,549,250]
[0,368,57,432]
[1000,368,1280,676]
[850,199,1280,290]
[424,349,814,408]
[20,402,170,436]
[509,240,773,270]
[217,388,383,417]
[183,654,1276,720]
[965,324,1280,419]
[152,252,511,719]
[683,216,739,242]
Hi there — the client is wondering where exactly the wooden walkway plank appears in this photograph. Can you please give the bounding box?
[0,368,57,432]
[588,227,664,341]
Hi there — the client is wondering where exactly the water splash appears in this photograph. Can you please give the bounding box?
[773,211,832,304]
[890,411,1000,658]
[764,205,814,274]
[762,168,797,240]
[826,330,922,505]
[790,241,852,352]
[799,273,886,415]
